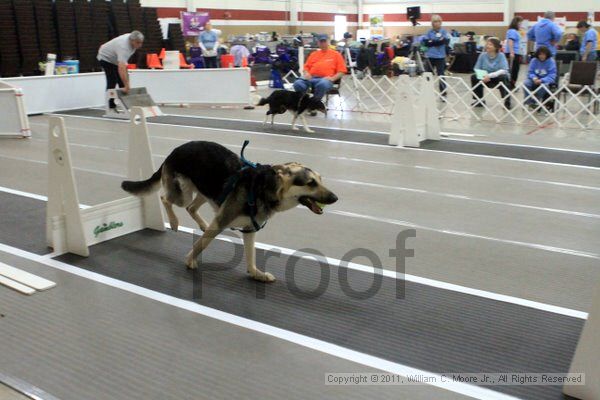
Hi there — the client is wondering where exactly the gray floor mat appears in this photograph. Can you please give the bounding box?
[0,191,50,255]
[55,228,583,400]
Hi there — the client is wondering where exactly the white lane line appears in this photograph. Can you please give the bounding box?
[0,186,588,319]
[332,210,600,260]
[46,113,600,170]
[0,242,524,400]
[2,156,600,259]
[175,225,588,320]
[3,146,599,221]
[330,178,600,219]
[26,121,600,192]
[0,154,125,178]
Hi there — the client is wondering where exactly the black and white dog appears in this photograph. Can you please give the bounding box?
[257,90,326,133]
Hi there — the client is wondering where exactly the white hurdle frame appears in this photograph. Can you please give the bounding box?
[0,81,31,138]
[46,107,166,257]
[389,73,440,147]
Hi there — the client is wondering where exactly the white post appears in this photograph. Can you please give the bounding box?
[46,117,88,256]
[129,107,166,231]
[298,45,305,75]
[422,72,440,140]
[563,282,600,399]
[389,75,415,147]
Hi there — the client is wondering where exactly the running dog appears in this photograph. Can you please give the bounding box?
[256,90,326,133]
[121,140,338,283]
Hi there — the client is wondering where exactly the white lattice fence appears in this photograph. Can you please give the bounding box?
[321,71,600,130]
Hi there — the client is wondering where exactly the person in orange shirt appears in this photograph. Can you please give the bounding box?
[293,34,347,103]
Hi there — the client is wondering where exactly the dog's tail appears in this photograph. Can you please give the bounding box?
[255,97,269,106]
[121,163,162,196]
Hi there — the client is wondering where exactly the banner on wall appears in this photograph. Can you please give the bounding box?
[180,11,210,36]
[369,14,384,39]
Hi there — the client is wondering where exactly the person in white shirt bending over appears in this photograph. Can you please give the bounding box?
[97,31,144,110]
[470,37,511,109]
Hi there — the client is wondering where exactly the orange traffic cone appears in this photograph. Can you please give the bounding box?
[147,54,163,69]
[179,53,193,69]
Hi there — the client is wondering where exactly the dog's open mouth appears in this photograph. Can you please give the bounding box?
[299,196,324,215]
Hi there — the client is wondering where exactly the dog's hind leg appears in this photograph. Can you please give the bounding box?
[263,112,269,125]
[184,212,233,269]
[290,112,299,131]
[161,195,179,232]
[160,166,182,231]
[243,232,275,282]
[301,114,315,133]
[271,113,275,126]
[186,194,209,232]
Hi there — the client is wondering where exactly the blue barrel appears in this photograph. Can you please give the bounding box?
[65,60,79,74]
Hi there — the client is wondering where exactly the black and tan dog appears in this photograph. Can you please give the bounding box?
[121,141,338,282]
[257,90,326,133]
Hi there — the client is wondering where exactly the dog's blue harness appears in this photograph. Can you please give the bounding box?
[217,140,268,233]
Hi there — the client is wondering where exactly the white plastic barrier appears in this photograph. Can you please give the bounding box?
[129,68,251,105]
[46,107,166,257]
[564,281,600,399]
[0,81,31,138]
[389,73,440,147]
[2,73,105,115]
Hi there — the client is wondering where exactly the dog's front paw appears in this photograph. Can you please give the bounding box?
[249,270,276,283]
[185,255,198,270]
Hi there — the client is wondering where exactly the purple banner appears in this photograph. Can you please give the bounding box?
[180,11,210,36]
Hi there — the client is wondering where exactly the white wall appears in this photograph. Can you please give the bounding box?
[514,0,598,13]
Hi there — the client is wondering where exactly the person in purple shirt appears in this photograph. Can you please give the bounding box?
[527,11,563,56]
[523,46,557,109]
[505,16,524,88]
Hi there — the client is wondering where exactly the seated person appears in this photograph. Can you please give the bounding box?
[563,33,580,51]
[470,37,511,108]
[293,34,347,107]
[523,46,557,109]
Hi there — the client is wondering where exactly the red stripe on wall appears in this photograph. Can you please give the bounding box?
[155,7,287,21]
[300,12,358,23]
[363,12,503,23]
[517,12,588,21]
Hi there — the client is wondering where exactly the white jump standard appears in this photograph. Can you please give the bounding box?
[47,107,166,257]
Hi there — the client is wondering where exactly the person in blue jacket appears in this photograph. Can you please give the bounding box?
[523,46,557,109]
[470,37,511,109]
[505,16,524,88]
[422,14,450,96]
[527,11,563,56]
[577,21,598,62]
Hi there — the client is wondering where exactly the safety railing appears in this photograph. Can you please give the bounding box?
[321,70,600,131]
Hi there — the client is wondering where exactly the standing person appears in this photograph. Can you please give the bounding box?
[97,31,144,112]
[505,16,524,88]
[523,46,557,109]
[577,21,598,62]
[470,37,511,109]
[200,22,219,68]
[527,11,562,56]
[423,14,450,96]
